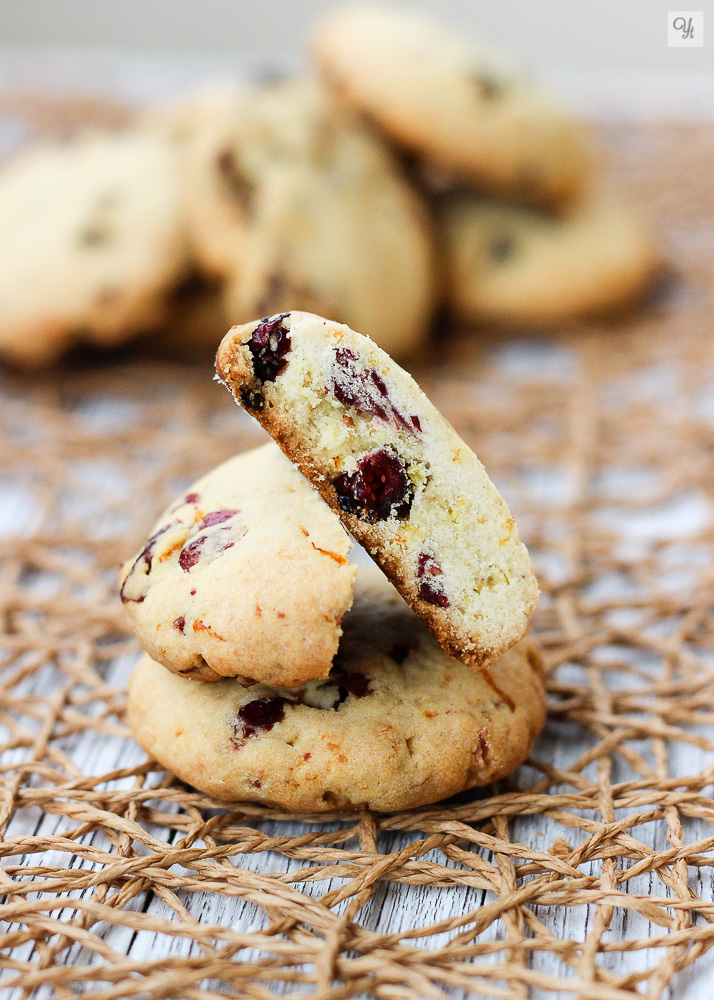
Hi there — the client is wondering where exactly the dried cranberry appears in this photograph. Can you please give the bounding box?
[389,641,416,665]
[184,493,200,504]
[173,616,186,634]
[473,72,506,100]
[330,349,421,434]
[216,149,254,210]
[233,696,295,745]
[198,509,238,529]
[417,552,442,578]
[333,447,412,522]
[490,234,516,263]
[179,535,206,571]
[419,579,450,608]
[416,551,450,608]
[248,314,291,383]
[329,664,371,698]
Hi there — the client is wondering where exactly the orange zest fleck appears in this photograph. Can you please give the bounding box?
[311,542,348,565]
[192,619,226,641]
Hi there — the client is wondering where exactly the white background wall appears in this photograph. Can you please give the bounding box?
[0,0,711,73]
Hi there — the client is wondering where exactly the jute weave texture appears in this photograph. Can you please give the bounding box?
[1,120,714,999]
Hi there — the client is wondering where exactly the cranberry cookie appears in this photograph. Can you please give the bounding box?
[311,4,591,208]
[120,443,356,688]
[0,130,189,367]
[438,192,661,326]
[216,312,539,668]
[128,568,546,812]
[182,76,435,358]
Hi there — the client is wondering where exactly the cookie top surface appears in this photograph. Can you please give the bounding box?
[438,192,661,325]
[182,76,435,358]
[119,442,356,688]
[311,4,591,207]
[216,312,539,669]
[0,129,189,367]
[128,568,546,813]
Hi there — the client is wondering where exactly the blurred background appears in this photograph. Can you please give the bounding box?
[1,1,712,115]
[0,0,711,373]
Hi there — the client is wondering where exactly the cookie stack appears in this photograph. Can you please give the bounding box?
[0,4,659,368]
[122,312,546,812]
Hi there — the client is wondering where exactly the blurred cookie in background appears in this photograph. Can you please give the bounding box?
[136,278,229,362]
[436,192,662,327]
[311,3,592,208]
[181,76,435,359]
[0,129,190,367]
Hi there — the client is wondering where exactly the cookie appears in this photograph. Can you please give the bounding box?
[0,129,189,367]
[311,4,591,207]
[119,443,356,688]
[128,567,546,812]
[139,281,230,362]
[437,192,661,326]
[182,76,435,358]
[216,312,539,669]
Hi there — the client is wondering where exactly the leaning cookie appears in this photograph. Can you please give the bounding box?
[0,129,189,367]
[128,568,546,813]
[437,192,661,326]
[182,76,435,358]
[311,4,591,207]
[120,443,356,688]
[216,312,539,669]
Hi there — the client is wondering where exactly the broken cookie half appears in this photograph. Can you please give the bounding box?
[215,310,539,669]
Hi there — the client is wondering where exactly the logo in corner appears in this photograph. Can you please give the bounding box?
[668,11,703,46]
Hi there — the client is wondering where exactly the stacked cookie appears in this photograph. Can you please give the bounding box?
[122,312,546,812]
[0,4,660,368]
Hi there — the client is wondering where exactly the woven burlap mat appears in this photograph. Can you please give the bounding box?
[2,114,714,999]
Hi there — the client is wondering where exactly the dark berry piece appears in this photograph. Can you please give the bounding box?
[330,348,421,434]
[417,552,442,578]
[185,493,200,504]
[78,225,108,247]
[419,579,450,608]
[490,234,516,263]
[179,535,206,571]
[240,387,264,411]
[173,616,186,634]
[198,509,238,529]
[233,696,295,745]
[416,551,449,607]
[390,641,416,665]
[333,447,412,522]
[472,72,506,100]
[216,149,254,210]
[248,314,291,383]
[329,664,371,698]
